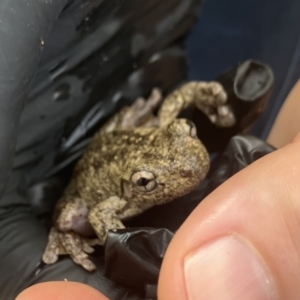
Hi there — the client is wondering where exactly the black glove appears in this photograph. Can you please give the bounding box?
[0,0,203,299]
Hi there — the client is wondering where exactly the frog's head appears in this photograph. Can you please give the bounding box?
[122,119,210,204]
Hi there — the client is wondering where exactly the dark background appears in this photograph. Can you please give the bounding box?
[187,0,300,139]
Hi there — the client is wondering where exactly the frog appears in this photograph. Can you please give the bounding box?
[42,81,235,271]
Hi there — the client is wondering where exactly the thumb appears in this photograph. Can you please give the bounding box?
[158,133,300,300]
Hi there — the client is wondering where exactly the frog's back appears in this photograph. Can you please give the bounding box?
[74,128,155,206]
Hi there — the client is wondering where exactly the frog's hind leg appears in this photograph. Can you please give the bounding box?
[99,88,162,134]
[120,87,162,128]
[158,81,236,127]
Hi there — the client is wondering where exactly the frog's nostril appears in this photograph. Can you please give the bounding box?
[186,120,195,128]
[180,169,193,178]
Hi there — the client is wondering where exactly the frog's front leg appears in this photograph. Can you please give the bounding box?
[158,81,235,127]
[43,227,98,271]
[88,196,128,244]
[43,183,100,271]
[119,87,162,128]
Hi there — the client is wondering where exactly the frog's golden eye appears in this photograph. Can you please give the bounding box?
[184,120,197,138]
[131,171,157,192]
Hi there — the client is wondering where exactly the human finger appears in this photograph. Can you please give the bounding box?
[268,80,300,148]
[159,134,300,300]
[16,281,108,300]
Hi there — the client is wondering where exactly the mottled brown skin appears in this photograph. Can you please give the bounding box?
[159,81,235,127]
[42,82,235,271]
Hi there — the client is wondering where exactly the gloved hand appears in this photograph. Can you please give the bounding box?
[0,0,203,299]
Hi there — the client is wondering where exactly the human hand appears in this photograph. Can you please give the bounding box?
[17,132,300,300]
[158,133,300,299]
[159,76,300,299]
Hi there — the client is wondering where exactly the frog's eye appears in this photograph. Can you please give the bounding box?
[131,171,157,192]
[184,120,197,138]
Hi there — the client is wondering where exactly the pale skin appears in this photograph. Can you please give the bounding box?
[18,81,300,300]
[267,79,300,148]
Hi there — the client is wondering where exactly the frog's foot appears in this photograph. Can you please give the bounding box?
[42,227,61,264]
[193,81,227,106]
[158,81,235,127]
[100,88,162,132]
[42,227,97,271]
[214,104,236,127]
[193,82,236,127]
[120,88,163,128]
[199,103,236,127]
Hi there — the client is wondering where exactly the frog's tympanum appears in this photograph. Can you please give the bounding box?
[42,82,235,271]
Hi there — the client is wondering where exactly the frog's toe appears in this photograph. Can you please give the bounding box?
[216,105,236,127]
[206,82,227,105]
[85,237,103,246]
[82,239,95,253]
[206,105,236,127]
[58,231,97,271]
[43,227,61,264]
[71,251,96,271]
[82,259,96,271]
[42,248,59,264]
[207,113,218,124]
[195,82,227,109]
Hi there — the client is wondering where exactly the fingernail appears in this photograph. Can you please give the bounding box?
[184,235,278,300]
